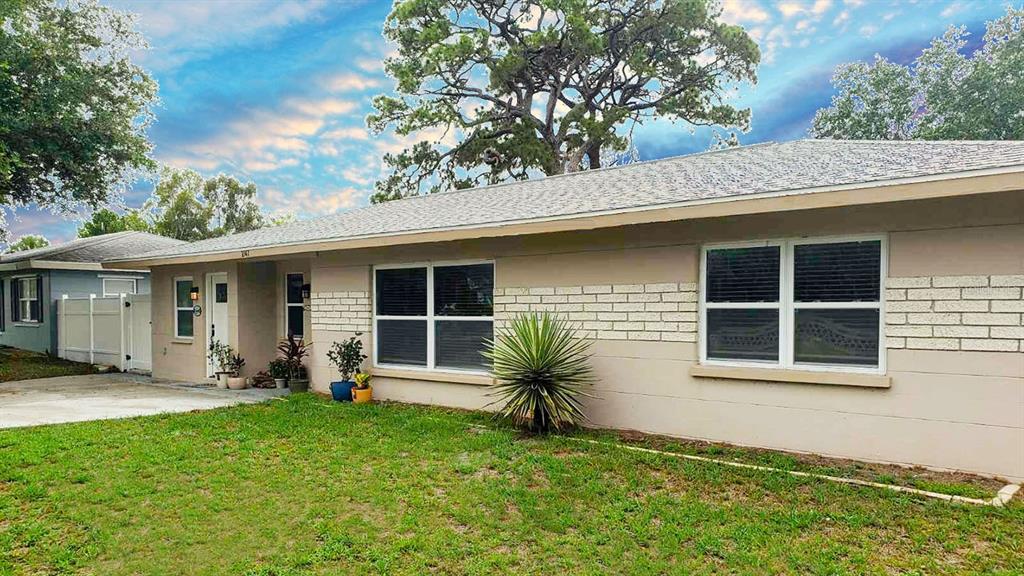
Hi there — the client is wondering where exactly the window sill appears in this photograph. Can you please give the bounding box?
[372,367,495,387]
[170,338,194,345]
[690,364,891,388]
[12,322,42,328]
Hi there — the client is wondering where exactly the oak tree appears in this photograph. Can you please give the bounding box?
[369,0,759,201]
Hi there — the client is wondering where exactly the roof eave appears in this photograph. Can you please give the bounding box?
[103,167,1024,269]
[0,260,150,272]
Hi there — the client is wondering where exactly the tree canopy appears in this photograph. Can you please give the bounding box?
[368,0,760,202]
[4,234,48,253]
[77,208,151,238]
[144,167,270,242]
[0,0,157,240]
[812,6,1024,140]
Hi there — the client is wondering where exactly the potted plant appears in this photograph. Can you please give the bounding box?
[352,372,373,403]
[326,334,366,402]
[208,341,233,388]
[268,358,290,389]
[277,334,310,393]
[226,353,247,390]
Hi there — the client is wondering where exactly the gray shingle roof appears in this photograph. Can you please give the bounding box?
[115,139,1024,262]
[2,231,185,264]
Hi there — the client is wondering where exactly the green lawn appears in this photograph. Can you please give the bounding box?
[1,395,1021,575]
[0,347,95,383]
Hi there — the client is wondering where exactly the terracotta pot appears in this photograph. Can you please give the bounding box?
[352,387,373,404]
[227,376,248,390]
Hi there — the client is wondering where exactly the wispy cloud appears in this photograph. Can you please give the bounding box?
[720,0,772,24]
[159,96,359,174]
[263,186,365,216]
[859,24,879,38]
[322,72,382,92]
[111,0,341,71]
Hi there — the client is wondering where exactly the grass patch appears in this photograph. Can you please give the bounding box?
[581,429,1006,501]
[0,347,95,383]
[1,394,1021,575]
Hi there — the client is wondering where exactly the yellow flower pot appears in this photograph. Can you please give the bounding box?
[352,387,373,404]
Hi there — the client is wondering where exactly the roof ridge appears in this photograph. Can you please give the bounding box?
[393,140,782,205]
[795,138,1024,144]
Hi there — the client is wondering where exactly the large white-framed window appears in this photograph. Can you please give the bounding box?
[13,276,41,323]
[373,260,494,373]
[174,276,194,339]
[700,235,886,374]
[284,272,305,339]
[102,277,137,297]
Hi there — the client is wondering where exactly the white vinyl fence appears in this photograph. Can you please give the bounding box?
[57,294,152,372]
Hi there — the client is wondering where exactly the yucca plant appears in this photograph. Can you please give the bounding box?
[483,312,595,433]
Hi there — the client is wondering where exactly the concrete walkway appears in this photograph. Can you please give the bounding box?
[0,373,287,429]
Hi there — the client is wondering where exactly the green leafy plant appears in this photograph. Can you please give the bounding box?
[483,313,595,432]
[276,334,309,380]
[326,334,366,382]
[268,358,290,380]
[207,341,234,373]
[227,353,245,375]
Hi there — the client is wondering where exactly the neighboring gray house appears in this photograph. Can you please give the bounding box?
[0,232,185,354]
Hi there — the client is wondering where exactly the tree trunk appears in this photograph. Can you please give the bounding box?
[586,145,601,170]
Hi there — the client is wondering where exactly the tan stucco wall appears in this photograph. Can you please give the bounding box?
[150,191,1024,480]
[151,259,313,382]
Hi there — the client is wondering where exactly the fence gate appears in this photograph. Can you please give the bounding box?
[57,294,152,372]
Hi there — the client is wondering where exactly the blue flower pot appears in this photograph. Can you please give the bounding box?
[330,381,356,402]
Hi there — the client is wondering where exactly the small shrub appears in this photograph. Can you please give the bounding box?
[208,341,240,374]
[268,358,290,379]
[326,334,366,382]
[483,312,594,432]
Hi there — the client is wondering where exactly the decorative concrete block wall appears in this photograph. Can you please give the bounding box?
[310,291,371,333]
[494,283,698,341]
[885,275,1024,352]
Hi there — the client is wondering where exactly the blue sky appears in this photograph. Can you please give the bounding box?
[5,0,1013,246]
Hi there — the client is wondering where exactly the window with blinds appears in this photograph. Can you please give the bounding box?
[701,237,884,372]
[374,262,493,372]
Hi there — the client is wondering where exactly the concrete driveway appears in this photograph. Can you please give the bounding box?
[0,373,287,429]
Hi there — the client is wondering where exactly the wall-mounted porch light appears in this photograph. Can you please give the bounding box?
[301,283,312,300]
[189,286,200,302]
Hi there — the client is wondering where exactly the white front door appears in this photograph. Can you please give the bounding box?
[206,273,230,377]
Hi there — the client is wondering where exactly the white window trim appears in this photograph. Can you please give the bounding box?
[372,259,494,375]
[102,277,137,297]
[284,272,305,339]
[16,276,41,324]
[174,276,194,340]
[699,234,887,375]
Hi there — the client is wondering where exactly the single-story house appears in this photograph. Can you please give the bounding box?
[1,231,185,354]
[105,140,1024,481]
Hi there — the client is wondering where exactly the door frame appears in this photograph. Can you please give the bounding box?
[205,272,229,378]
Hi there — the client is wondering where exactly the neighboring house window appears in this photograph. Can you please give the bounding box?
[0,280,4,332]
[12,276,42,323]
[701,237,884,372]
[103,278,137,297]
[174,277,194,339]
[285,273,305,338]
[373,262,494,372]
